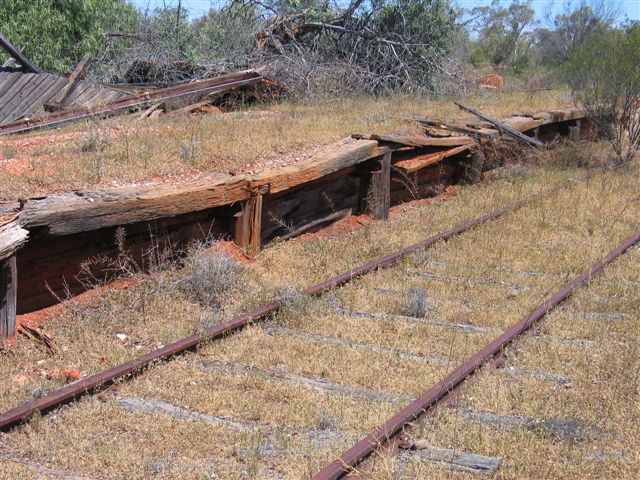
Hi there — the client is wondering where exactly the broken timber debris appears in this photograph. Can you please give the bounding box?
[44,52,93,112]
[454,102,545,147]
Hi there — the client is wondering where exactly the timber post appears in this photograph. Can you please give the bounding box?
[533,127,540,141]
[569,119,581,143]
[460,147,485,185]
[0,254,17,338]
[363,151,391,220]
[234,186,267,255]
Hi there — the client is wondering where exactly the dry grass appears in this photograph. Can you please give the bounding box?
[1,143,638,479]
[0,89,570,200]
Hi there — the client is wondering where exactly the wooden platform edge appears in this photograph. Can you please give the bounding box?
[13,107,585,239]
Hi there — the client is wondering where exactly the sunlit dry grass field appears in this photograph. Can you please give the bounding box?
[0,136,638,478]
[0,89,570,200]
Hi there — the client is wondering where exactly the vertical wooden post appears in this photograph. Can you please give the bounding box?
[460,148,485,185]
[533,127,540,141]
[365,151,391,220]
[569,119,581,142]
[233,191,263,255]
[0,255,17,338]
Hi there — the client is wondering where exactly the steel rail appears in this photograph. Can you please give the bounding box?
[313,230,640,480]
[0,177,580,431]
[0,71,262,136]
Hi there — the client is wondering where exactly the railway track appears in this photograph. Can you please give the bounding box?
[0,166,638,479]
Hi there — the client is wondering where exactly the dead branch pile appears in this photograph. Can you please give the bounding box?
[250,0,462,96]
[93,0,465,97]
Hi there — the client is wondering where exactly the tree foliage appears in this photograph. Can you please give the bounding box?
[254,0,461,95]
[0,0,138,72]
[471,0,535,70]
[534,2,614,66]
[567,23,640,162]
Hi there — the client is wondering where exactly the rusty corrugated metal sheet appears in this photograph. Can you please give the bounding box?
[0,70,131,124]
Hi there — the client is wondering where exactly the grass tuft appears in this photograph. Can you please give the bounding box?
[179,242,243,308]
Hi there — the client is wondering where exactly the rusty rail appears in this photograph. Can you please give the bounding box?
[313,230,640,480]
[0,178,580,431]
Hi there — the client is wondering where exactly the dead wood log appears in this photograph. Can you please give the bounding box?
[277,208,351,241]
[18,324,57,354]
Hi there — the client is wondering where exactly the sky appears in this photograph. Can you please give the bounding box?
[129,0,640,22]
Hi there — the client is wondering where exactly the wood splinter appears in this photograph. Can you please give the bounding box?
[233,186,267,255]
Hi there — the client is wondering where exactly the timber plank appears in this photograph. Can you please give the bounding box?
[21,174,250,237]
[21,138,379,237]
[249,138,380,194]
[394,145,471,173]
[354,134,474,148]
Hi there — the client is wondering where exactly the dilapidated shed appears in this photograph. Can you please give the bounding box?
[0,34,131,124]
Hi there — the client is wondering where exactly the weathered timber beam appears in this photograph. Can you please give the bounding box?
[0,33,40,73]
[249,138,381,194]
[398,440,502,474]
[353,133,474,148]
[455,102,545,148]
[394,145,471,174]
[20,174,250,237]
[119,395,503,473]
[44,52,92,111]
[457,407,592,440]
[21,138,379,237]
[0,215,26,338]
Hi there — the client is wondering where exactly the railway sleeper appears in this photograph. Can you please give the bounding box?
[406,269,533,293]
[264,324,572,384]
[375,287,631,322]
[0,443,103,480]
[423,259,640,288]
[117,396,500,475]
[331,305,604,348]
[455,407,598,441]
[197,359,412,404]
[396,441,501,474]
